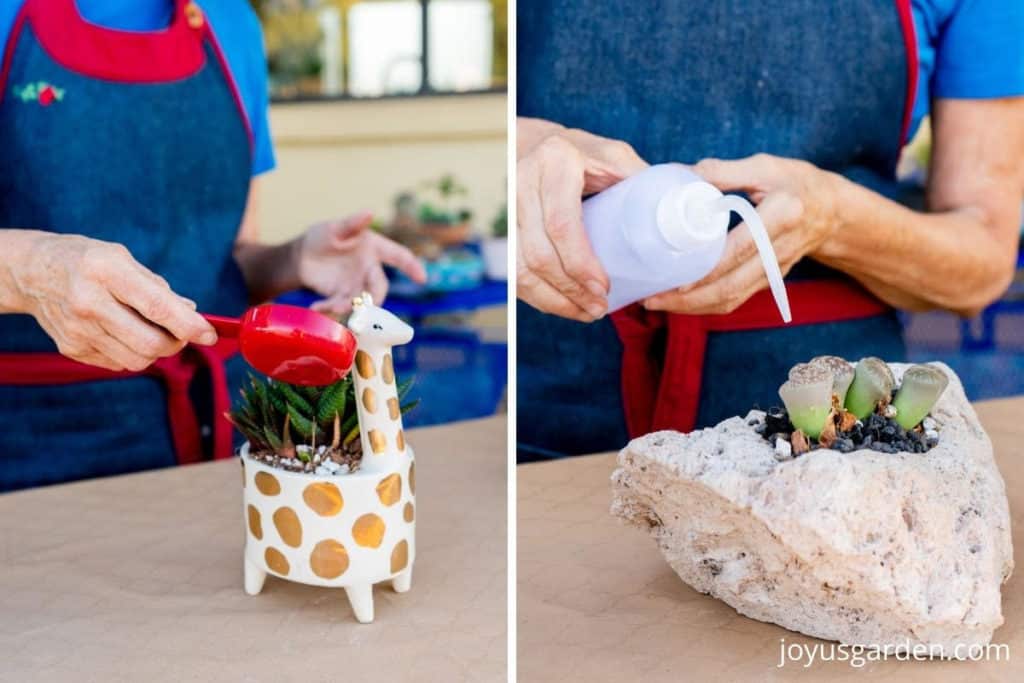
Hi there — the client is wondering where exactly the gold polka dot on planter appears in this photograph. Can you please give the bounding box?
[273,507,303,548]
[310,539,350,579]
[375,473,402,506]
[391,539,409,573]
[368,429,386,454]
[355,350,375,379]
[387,397,400,420]
[403,502,414,523]
[265,547,290,576]
[303,482,343,517]
[396,429,405,452]
[381,353,395,384]
[352,513,386,548]
[409,461,416,494]
[362,387,377,413]
[247,505,263,540]
[254,471,280,496]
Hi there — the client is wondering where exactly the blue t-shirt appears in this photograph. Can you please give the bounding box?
[0,0,275,175]
[910,0,1024,139]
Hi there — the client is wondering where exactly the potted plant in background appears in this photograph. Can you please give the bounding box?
[418,173,474,246]
[482,203,508,280]
[231,293,419,624]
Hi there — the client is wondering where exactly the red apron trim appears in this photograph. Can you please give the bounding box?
[611,280,890,437]
[0,339,240,464]
[14,0,206,84]
[895,0,919,149]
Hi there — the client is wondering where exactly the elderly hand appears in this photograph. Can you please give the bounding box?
[517,118,648,321]
[8,232,216,371]
[644,154,841,315]
[298,210,426,316]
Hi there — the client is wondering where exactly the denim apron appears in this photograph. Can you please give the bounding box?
[517,0,918,459]
[0,0,252,490]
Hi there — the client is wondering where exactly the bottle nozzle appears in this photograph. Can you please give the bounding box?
[707,195,792,323]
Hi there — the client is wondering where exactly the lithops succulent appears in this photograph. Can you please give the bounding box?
[808,355,855,402]
[779,363,833,439]
[892,364,949,430]
[844,357,895,420]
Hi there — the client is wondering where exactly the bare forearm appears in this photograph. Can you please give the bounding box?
[0,229,51,313]
[234,238,302,304]
[813,174,1018,316]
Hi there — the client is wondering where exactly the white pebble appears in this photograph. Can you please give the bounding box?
[925,429,939,441]
[323,460,340,473]
[337,464,350,474]
[883,404,897,418]
[922,417,938,431]
[774,437,793,461]
[314,466,331,476]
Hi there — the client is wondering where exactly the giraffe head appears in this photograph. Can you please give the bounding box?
[348,292,414,348]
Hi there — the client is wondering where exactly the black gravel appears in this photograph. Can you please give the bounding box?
[754,406,936,455]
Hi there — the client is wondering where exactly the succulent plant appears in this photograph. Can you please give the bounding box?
[226,373,418,460]
[844,357,895,420]
[808,355,855,402]
[892,364,948,430]
[778,363,834,439]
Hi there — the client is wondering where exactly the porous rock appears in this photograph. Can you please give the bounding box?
[611,362,1012,655]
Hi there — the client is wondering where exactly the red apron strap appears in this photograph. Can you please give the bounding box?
[151,354,204,464]
[0,342,239,465]
[613,279,892,437]
[609,305,667,437]
[193,338,239,460]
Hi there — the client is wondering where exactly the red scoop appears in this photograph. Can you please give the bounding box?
[203,304,357,386]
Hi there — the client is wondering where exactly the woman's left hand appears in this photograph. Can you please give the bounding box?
[297,210,427,315]
[643,154,841,315]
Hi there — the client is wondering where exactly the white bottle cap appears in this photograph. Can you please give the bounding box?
[656,181,729,251]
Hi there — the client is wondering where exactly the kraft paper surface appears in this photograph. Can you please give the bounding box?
[0,417,507,682]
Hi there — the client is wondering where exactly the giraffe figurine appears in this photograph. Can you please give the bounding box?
[239,292,416,625]
[348,291,414,476]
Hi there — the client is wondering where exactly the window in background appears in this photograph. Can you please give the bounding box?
[250,0,507,101]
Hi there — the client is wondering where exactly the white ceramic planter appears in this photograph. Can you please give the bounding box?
[240,441,416,623]
[481,237,508,280]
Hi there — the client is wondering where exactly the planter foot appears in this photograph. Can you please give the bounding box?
[244,556,266,595]
[392,566,413,593]
[345,584,374,623]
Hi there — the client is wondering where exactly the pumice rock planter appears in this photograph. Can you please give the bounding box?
[611,362,1013,655]
[239,294,416,623]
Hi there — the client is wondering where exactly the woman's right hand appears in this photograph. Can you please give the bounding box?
[4,232,217,371]
[516,118,647,321]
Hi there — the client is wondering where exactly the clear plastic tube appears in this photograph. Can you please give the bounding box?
[708,195,792,323]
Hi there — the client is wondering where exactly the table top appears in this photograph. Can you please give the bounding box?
[518,397,1024,682]
[0,416,507,683]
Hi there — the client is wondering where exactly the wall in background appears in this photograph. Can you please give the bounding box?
[258,92,506,243]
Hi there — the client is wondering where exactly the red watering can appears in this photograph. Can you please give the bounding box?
[203,304,357,386]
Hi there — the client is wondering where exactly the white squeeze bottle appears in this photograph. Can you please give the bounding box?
[582,163,792,322]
